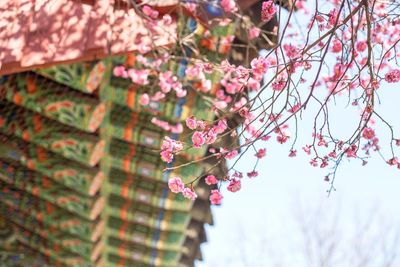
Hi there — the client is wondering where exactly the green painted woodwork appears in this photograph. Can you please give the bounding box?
[0,185,103,243]
[10,220,101,262]
[0,159,102,220]
[0,101,104,167]
[15,228,94,267]
[35,61,108,94]
[106,217,185,248]
[0,73,106,132]
[106,219,184,251]
[106,206,190,233]
[107,253,176,267]
[0,134,103,196]
[106,236,180,266]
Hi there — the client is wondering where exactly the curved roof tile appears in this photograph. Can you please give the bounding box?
[0,0,176,75]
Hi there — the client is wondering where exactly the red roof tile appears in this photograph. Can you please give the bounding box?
[0,0,177,75]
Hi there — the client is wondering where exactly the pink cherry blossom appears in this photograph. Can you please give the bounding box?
[142,5,159,19]
[396,139,400,147]
[261,1,276,22]
[151,92,166,101]
[276,134,289,144]
[255,148,266,159]
[168,177,184,193]
[384,69,400,83]
[248,27,261,40]
[328,151,337,158]
[151,117,170,131]
[356,41,367,52]
[185,65,202,79]
[345,145,358,158]
[289,150,297,157]
[161,137,174,151]
[327,8,339,28]
[331,39,342,53]
[320,159,329,168]
[160,150,174,163]
[223,81,240,94]
[170,123,183,134]
[185,116,197,130]
[162,14,172,25]
[283,44,300,58]
[197,120,207,130]
[248,77,261,91]
[295,0,307,9]
[220,59,235,73]
[261,135,271,141]
[288,103,301,113]
[272,77,286,91]
[221,0,237,13]
[128,69,149,85]
[139,94,150,106]
[213,119,228,134]
[227,179,241,192]
[387,157,398,166]
[159,71,174,93]
[251,57,269,75]
[192,131,205,148]
[175,88,187,98]
[160,137,183,162]
[205,175,218,185]
[310,158,318,167]
[214,101,228,110]
[209,190,223,205]
[202,63,213,74]
[362,127,375,140]
[205,130,218,145]
[200,79,212,93]
[182,187,197,200]
[173,141,183,152]
[113,66,127,77]
[303,145,312,155]
[247,171,258,178]
[225,150,238,159]
[232,172,243,179]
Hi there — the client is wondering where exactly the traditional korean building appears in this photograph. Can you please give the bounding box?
[0,1,290,266]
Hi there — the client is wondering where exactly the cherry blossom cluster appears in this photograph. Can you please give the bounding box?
[160,137,183,164]
[261,1,276,22]
[114,1,400,204]
[168,177,197,200]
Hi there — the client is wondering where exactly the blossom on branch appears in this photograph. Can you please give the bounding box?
[261,1,276,22]
[210,190,223,205]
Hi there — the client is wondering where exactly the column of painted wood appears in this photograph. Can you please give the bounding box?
[100,77,194,266]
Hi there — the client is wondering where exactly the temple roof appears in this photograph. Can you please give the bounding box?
[0,0,177,75]
[0,1,289,266]
[0,0,295,75]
